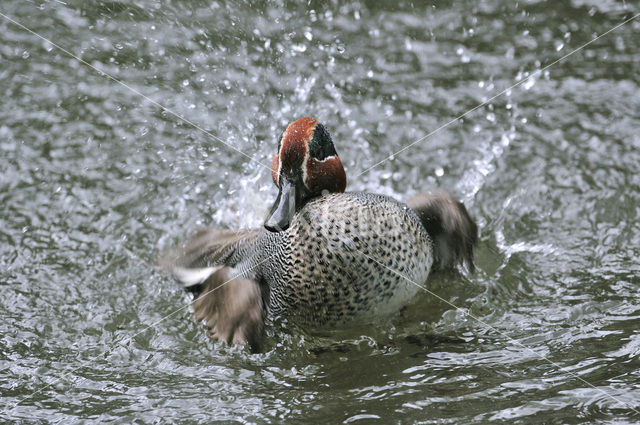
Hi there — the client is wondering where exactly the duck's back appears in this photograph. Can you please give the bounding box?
[259,192,433,327]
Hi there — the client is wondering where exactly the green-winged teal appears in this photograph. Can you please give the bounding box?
[163,117,477,351]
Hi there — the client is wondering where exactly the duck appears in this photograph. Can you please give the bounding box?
[162,117,477,352]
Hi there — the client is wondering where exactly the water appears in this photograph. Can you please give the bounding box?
[2,0,640,423]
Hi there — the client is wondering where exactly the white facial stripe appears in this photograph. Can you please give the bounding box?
[314,154,336,163]
[302,140,310,188]
[276,155,282,186]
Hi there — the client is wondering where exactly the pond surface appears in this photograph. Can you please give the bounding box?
[2,0,640,423]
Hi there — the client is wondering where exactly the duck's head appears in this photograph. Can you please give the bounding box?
[264,117,346,232]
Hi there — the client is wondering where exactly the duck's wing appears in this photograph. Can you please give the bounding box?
[159,229,265,351]
[407,191,477,271]
[192,266,264,352]
[160,228,261,270]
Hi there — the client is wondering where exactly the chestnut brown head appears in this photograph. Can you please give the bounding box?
[265,117,346,232]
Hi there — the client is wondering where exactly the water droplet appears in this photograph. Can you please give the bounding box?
[523,78,535,90]
[404,38,412,51]
[505,47,515,59]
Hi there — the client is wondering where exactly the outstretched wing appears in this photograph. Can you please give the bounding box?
[192,267,264,352]
[160,228,260,270]
[159,228,265,351]
[407,191,478,271]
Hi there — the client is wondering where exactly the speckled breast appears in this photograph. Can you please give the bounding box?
[260,192,433,327]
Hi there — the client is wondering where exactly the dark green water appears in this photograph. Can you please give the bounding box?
[2,0,640,423]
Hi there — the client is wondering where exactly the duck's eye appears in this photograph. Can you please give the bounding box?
[309,124,337,161]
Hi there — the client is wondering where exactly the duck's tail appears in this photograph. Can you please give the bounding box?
[407,191,478,271]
